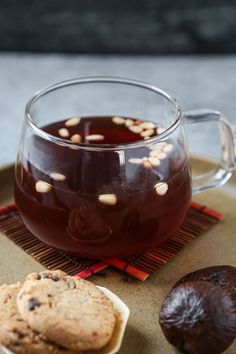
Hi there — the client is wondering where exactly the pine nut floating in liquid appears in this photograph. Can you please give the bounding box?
[112,116,125,125]
[129,125,143,134]
[125,119,134,127]
[149,149,162,157]
[140,122,156,129]
[98,194,117,206]
[141,129,155,138]
[71,134,82,143]
[128,158,143,164]
[142,158,153,170]
[156,127,166,135]
[50,173,66,181]
[152,142,167,149]
[35,181,53,193]
[163,144,174,153]
[86,134,105,142]
[157,152,168,160]
[148,157,161,167]
[155,182,168,196]
[58,128,70,138]
[65,117,81,127]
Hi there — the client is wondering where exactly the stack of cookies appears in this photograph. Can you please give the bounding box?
[0,270,118,354]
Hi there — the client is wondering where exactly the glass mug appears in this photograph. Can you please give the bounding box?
[14,78,235,258]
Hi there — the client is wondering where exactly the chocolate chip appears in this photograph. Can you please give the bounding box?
[12,341,20,347]
[36,274,42,280]
[68,281,76,290]
[58,346,69,351]
[28,298,41,311]
[42,274,59,281]
[14,331,25,339]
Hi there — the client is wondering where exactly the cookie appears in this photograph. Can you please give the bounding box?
[25,269,67,282]
[17,270,116,351]
[0,283,22,322]
[0,283,77,354]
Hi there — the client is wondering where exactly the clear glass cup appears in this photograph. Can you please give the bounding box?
[14,77,235,258]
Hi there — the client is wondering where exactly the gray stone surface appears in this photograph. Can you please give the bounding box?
[0,53,236,165]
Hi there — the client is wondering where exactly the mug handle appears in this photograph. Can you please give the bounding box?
[183,109,235,194]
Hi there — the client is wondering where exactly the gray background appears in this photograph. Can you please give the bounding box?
[1,2,236,166]
[1,1,236,54]
[1,54,236,165]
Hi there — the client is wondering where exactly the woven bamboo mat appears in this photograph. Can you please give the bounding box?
[0,202,223,281]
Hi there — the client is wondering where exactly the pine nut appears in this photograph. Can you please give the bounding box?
[71,134,81,143]
[163,143,174,153]
[141,129,155,137]
[149,149,162,157]
[156,127,166,135]
[148,157,161,166]
[58,128,69,138]
[157,142,167,146]
[50,173,66,181]
[125,119,134,127]
[143,160,153,169]
[68,145,80,150]
[157,152,168,160]
[112,116,125,125]
[128,158,143,164]
[98,194,117,206]
[65,117,81,127]
[35,181,52,193]
[140,122,156,129]
[151,142,167,149]
[155,182,168,196]
[129,125,143,134]
[86,134,105,141]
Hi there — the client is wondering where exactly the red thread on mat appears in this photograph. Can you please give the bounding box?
[191,201,224,220]
[0,204,17,216]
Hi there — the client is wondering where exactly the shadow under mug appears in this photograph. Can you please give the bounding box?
[14,77,235,258]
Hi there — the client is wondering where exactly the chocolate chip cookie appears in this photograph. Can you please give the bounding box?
[0,283,77,354]
[17,270,116,352]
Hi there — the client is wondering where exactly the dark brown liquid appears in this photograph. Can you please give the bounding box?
[15,117,192,258]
